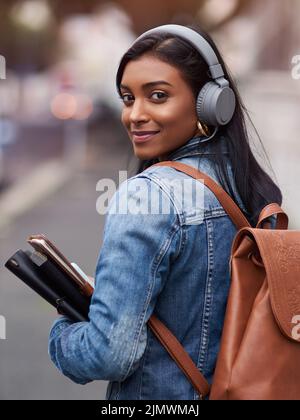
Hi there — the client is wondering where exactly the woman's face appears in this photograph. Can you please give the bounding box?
[120,54,200,161]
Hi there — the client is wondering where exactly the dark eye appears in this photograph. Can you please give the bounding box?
[151,91,167,100]
[119,91,167,105]
[120,93,133,103]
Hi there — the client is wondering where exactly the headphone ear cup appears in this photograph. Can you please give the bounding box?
[196,82,215,125]
[196,82,236,126]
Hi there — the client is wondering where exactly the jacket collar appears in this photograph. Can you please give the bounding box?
[164,133,229,161]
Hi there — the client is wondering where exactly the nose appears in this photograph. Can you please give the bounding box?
[129,99,150,125]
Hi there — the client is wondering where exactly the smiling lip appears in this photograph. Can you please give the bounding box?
[131,131,160,143]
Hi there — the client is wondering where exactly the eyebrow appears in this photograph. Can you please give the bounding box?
[120,80,173,90]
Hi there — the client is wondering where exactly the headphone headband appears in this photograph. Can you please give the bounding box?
[132,24,225,81]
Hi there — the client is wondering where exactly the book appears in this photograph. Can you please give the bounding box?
[4,235,94,322]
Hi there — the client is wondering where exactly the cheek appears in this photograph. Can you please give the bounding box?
[157,101,196,121]
[121,111,126,125]
[158,102,196,127]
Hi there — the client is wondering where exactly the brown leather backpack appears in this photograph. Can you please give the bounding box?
[146,161,300,400]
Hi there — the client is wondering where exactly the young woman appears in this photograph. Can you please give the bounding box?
[48,24,282,400]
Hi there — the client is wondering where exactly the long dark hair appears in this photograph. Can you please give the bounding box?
[115,24,282,226]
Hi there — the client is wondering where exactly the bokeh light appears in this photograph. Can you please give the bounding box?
[50,92,93,120]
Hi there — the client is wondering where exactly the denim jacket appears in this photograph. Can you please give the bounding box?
[48,134,250,400]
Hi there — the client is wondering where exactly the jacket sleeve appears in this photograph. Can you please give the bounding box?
[48,175,181,384]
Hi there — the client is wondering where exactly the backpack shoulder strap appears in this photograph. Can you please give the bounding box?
[148,315,210,399]
[148,161,251,230]
[256,203,288,229]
